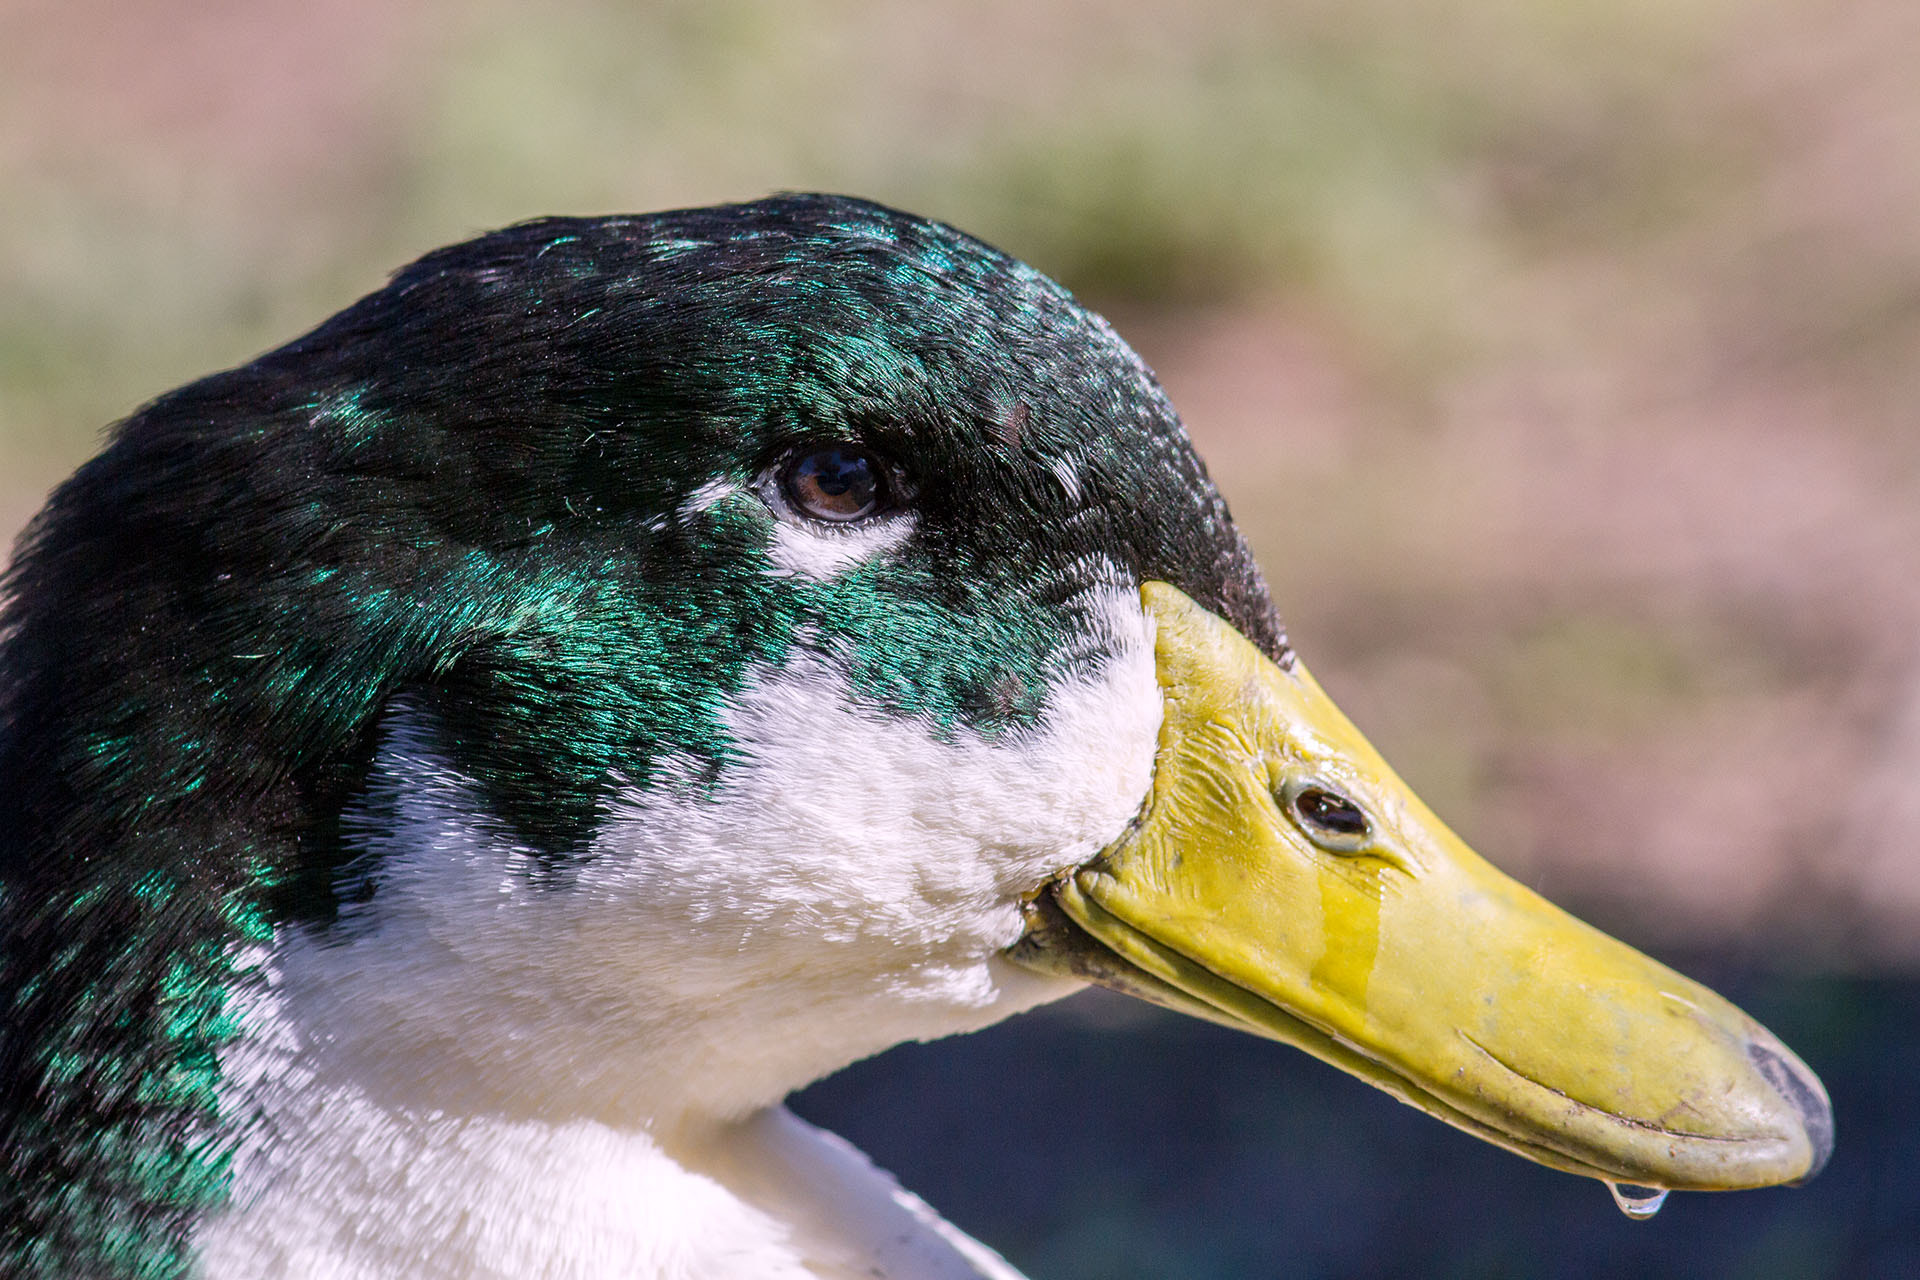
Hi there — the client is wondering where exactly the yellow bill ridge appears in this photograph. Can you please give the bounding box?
[1009,582,1833,1197]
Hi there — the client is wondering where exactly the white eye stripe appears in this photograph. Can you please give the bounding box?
[764,515,916,580]
[677,477,741,521]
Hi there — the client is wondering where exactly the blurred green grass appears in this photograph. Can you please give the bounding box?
[0,0,1747,445]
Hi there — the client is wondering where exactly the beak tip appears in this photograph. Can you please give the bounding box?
[1745,1036,1835,1183]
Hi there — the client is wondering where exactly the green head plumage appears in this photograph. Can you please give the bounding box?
[0,195,1276,1274]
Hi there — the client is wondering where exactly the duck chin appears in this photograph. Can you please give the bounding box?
[227,587,1162,1131]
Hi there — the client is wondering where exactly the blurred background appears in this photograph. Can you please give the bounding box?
[3,1,1915,1274]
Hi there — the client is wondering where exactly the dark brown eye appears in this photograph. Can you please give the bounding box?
[1290,785,1370,841]
[781,447,888,522]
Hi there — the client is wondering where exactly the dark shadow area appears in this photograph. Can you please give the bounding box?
[793,968,1919,1280]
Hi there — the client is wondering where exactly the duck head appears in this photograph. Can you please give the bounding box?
[0,195,1828,1272]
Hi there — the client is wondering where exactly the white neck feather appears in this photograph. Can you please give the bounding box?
[198,592,1161,1278]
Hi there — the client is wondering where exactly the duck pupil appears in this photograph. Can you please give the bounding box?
[785,448,881,521]
[1294,787,1368,836]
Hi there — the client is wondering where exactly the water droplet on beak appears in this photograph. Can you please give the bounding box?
[1606,1182,1669,1220]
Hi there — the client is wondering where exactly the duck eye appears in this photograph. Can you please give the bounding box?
[781,447,888,522]
[1288,784,1371,843]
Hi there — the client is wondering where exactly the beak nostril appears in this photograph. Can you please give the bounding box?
[1748,1040,1835,1182]
[1277,780,1373,853]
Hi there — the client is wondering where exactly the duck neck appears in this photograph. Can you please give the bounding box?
[221,902,1064,1136]
[212,684,1116,1121]
[202,949,1032,1280]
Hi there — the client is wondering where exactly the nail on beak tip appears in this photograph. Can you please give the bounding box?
[1745,1038,1835,1182]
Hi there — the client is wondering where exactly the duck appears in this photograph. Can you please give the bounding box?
[0,194,1831,1280]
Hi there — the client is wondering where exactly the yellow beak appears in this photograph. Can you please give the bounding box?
[1009,582,1831,1193]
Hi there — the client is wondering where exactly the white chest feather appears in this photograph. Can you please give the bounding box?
[198,590,1160,1278]
[195,1100,1025,1280]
